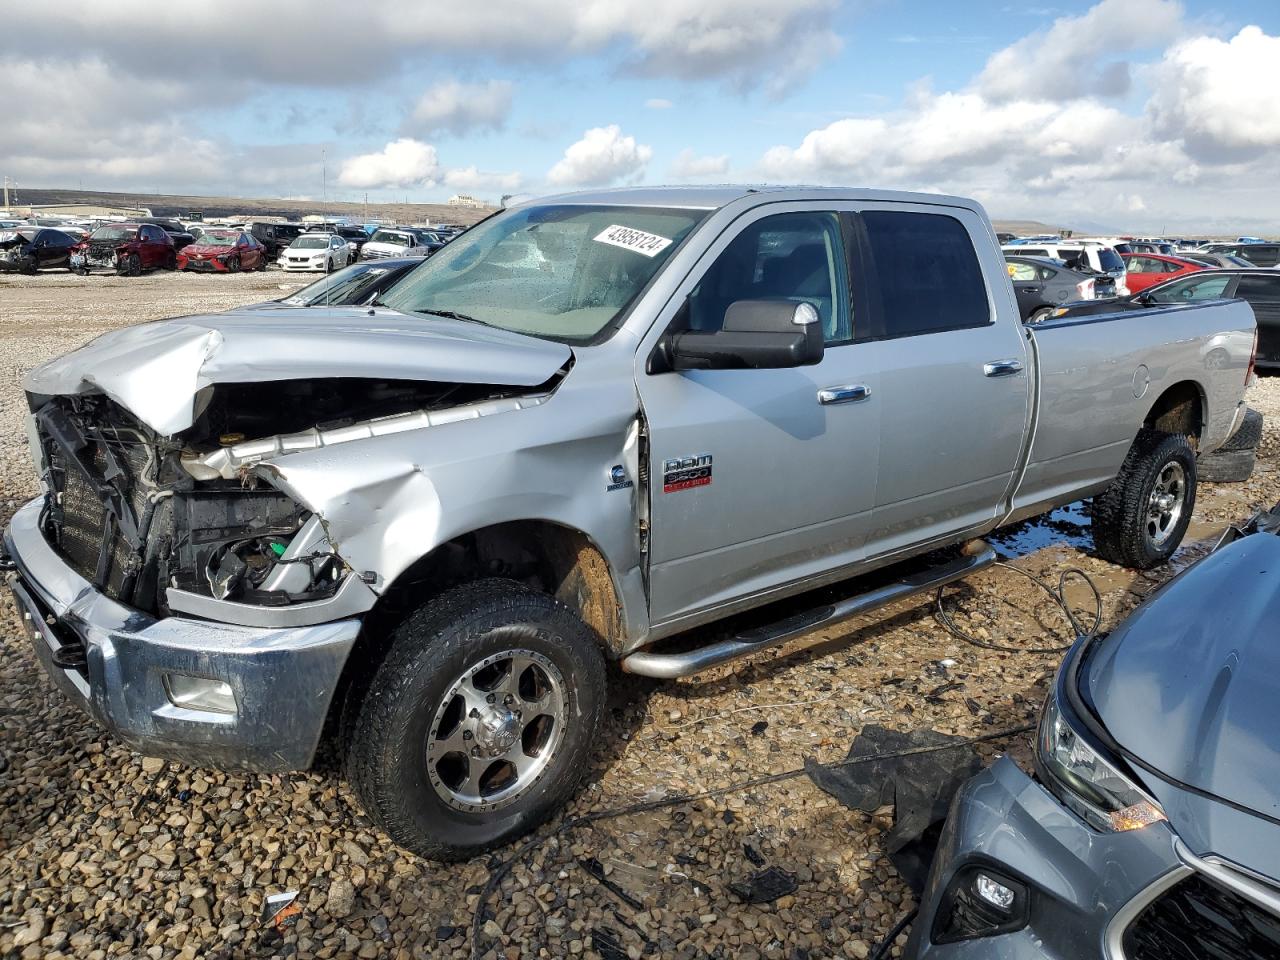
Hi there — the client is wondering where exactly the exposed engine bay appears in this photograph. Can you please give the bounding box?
[29,377,543,616]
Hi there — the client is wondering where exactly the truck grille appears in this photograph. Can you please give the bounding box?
[1123,873,1280,960]
[47,434,154,602]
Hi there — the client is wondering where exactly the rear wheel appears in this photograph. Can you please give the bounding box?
[1092,429,1196,568]
[345,579,606,861]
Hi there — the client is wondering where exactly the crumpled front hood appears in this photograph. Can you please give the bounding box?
[1084,532,1280,823]
[25,306,571,436]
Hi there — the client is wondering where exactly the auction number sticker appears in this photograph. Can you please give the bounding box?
[593,224,673,257]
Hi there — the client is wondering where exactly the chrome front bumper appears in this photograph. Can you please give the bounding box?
[4,498,361,771]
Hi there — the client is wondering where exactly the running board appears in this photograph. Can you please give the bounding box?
[620,542,997,679]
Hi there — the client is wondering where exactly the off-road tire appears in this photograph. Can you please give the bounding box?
[1218,407,1263,452]
[1092,429,1197,569]
[1197,448,1256,483]
[345,579,607,861]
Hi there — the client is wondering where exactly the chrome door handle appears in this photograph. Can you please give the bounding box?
[818,384,871,405]
[983,359,1024,378]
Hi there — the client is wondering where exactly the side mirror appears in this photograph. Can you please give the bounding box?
[662,299,825,371]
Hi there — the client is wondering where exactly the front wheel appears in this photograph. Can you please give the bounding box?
[345,580,606,861]
[226,255,241,273]
[119,253,142,277]
[1092,429,1196,568]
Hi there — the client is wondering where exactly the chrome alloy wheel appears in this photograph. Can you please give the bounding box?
[426,647,567,813]
[1145,461,1186,547]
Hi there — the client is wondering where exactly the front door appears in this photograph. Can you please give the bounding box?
[638,206,882,626]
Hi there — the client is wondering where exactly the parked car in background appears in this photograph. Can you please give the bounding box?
[70,223,175,275]
[1126,241,1176,255]
[176,230,267,273]
[139,217,195,252]
[242,258,422,309]
[0,228,78,273]
[360,227,441,260]
[906,506,1280,960]
[1119,253,1204,293]
[1005,255,1116,322]
[1054,268,1280,370]
[247,221,306,260]
[1211,242,1280,267]
[1183,252,1257,269]
[279,232,352,272]
[1001,242,1129,295]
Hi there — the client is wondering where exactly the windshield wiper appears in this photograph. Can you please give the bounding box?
[420,309,491,327]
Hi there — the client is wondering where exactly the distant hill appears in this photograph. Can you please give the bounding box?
[2,187,495,226]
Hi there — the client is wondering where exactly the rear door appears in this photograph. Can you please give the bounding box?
[638,204,881,625]
[852,206,1032,558]
[1007,260,1045,318]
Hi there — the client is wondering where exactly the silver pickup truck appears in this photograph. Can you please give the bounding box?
[4,186,1256,860]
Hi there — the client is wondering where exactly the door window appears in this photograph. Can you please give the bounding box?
[1008,261,1038,282]
[684,212,852,344]
[1237,275,1280,302]
[1148,275,1232,303]
[860,210,990,338]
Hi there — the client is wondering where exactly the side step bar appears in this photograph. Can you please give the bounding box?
[620,542,997,679]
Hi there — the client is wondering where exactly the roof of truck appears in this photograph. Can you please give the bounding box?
[524,184,983,212]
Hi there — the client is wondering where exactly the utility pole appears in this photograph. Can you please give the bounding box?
[2,176,10,212]
[322,149,327,208]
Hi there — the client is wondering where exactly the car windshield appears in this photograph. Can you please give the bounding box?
[380,204,707,343]
[282,262,410,306]
[371,230,412,245]
[199,232,238,246]
[91,226,136,241]
[291,236,331,249]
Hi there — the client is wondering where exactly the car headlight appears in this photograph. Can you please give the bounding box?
[1035,694,1167,832]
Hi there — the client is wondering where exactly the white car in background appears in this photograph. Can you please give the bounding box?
[1001,241,1130,296]
[279,233,352,272]
[359,227,440,261]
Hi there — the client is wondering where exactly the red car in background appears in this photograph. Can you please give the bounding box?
[176,230,267,272]
[1120,252,1206,293]
[70,223,175,275]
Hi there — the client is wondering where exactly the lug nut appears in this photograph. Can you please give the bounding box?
[470,747,480,757]
[486,693,496,704]
[462,730,473,741]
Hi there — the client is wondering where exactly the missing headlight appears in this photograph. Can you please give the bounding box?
[204,515,344,605]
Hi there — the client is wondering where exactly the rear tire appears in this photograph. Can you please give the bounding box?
[1197,448,1256,483]
[345,579,606,861]
[1092,429,1197,569]
[1217,407,1263,452]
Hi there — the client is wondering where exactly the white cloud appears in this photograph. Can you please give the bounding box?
[669,149,730,179]
[1,1,839,93]
[547,125,653,187]
[645,98,674,109]
[977,0,1183,101]
[338,139,440,190]
[443,166,523,192]
[403,79,513,137]
[1148,26,1280,161]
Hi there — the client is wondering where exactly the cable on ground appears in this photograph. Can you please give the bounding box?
[935,561,1101,654]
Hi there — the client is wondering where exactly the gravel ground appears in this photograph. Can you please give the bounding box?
[1,269,1278,959]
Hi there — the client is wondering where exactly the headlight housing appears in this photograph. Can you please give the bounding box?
[1035,694,1167,832]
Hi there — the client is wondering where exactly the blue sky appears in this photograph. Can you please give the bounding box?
[5,1,1280,231]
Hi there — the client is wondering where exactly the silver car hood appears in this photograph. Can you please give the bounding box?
[24,306,571,435]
